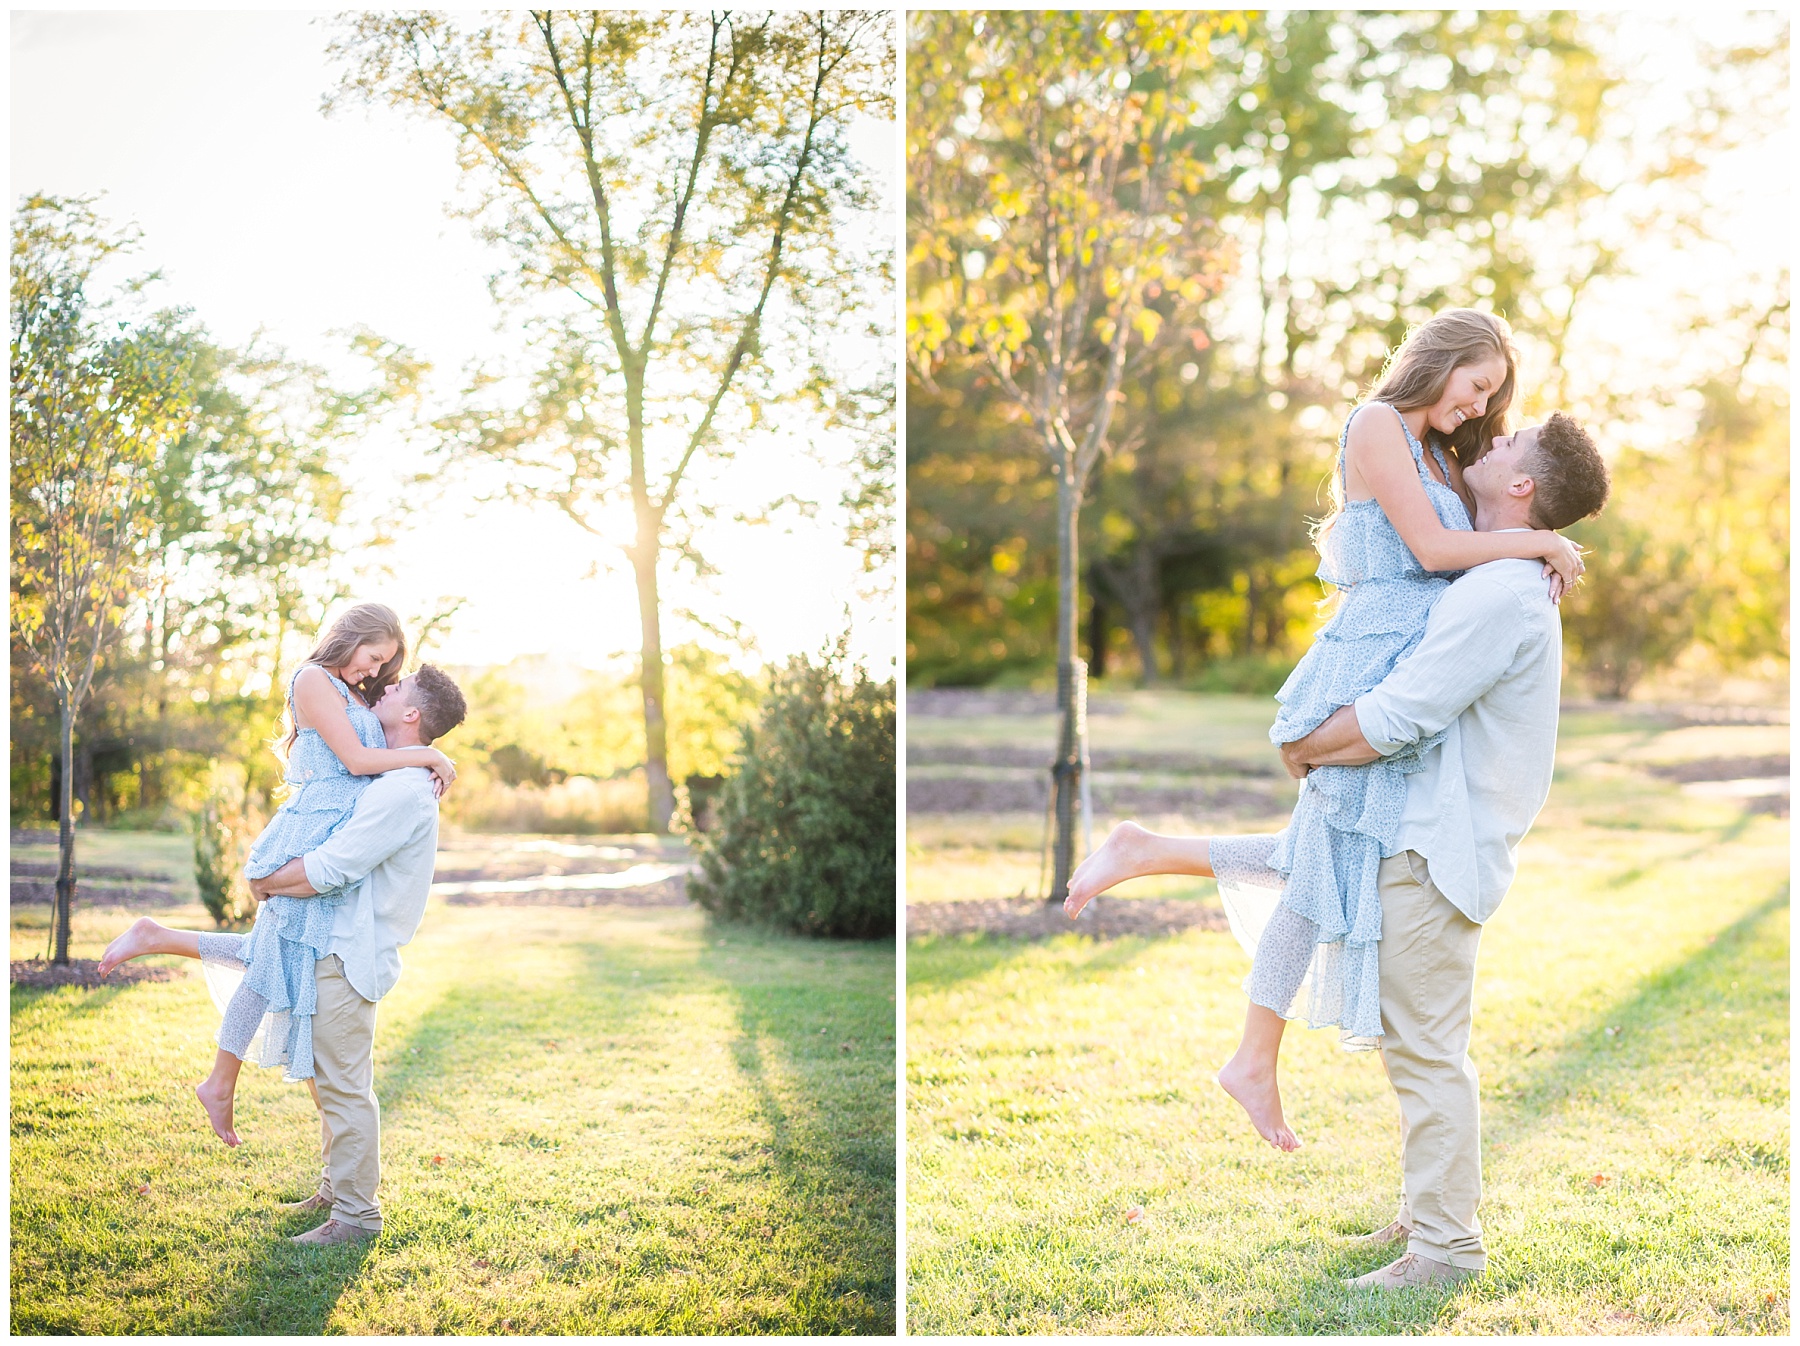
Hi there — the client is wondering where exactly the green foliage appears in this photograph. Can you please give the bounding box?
[190,766,261,926]
[905,14,1790,693]
[691,648,896,939]
[1563,378,1789,697]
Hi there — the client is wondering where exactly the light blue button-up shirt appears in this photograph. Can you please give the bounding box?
[1353,554,1562,924]
[300,766,440,1002]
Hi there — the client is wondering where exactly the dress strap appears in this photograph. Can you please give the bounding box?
[287,663,356,708]
[1426,440,1455,487]
[1340,401,1430,494]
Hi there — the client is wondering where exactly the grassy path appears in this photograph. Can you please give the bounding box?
[906,700,1788,1334]
[13,900,896,1334]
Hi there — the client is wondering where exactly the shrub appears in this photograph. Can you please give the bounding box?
[690,646,895,939]
[192,767,261,926]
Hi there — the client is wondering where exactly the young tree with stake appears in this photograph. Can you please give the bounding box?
[908,10,1241,901]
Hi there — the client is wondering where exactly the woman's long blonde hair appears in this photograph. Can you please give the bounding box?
[1367,307,1518,466]
[281,603,407,753]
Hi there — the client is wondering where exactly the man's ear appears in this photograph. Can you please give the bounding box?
[1507,473,1536,502]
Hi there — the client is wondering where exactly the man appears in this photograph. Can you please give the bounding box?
[1277,412,1610,1288]
[248,662,468,1247]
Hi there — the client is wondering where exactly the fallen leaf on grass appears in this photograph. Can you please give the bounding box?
[1607,1310,1636,1322]
[760,1225,774,1238]
[137,1184,150,1196]
[839,1041,854,1053]
[1591,1174,1610,1186]
[695,1185,709,1196]
[475,1258,490,1269]
[1767,1292,1781,1305]
[1123,1206,1145,1225]
[432,1155,446,1165]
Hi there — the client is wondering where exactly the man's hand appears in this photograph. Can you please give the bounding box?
[247,856,319,900]
[1279,705,1383,776]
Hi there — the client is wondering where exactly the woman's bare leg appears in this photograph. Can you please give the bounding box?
[1216,1001,1301,1151]
[195,1049,243,1147]
[1064,822,1216,918]
[98,918,203,976]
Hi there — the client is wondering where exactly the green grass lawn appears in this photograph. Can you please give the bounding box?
[906,695,1788,1335]
[12,865,896,1334]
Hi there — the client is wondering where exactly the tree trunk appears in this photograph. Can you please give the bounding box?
[1127,537,1160,687]
[1049,452,1084,904]
[1087,583,1109,678]
[629,524,676,834]
[54,696,76,966]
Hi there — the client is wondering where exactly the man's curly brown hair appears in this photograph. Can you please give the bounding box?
[1524,412,1610,530]
[409,663,467,744]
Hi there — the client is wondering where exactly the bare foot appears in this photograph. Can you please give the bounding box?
[1064,821,1156,918]
[98,917,158,978]
[195,1079,240,1147]
[1216,1051,1301,1152]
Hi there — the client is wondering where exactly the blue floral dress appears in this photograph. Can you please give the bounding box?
[197,667,383,1081]
[1212,403,1472,1048]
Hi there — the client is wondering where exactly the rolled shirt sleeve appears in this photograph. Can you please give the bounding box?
[301,778,421,895]
[1354,572,1530,756]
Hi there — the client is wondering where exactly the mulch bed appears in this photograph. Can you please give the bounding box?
[1641,755,1788,783]
[907,689,1124,718]
[10,958,186,989]
[907,742,1282,776]
[906,774,1284,817]
[907,896,1230,941]
[10,880,180,909]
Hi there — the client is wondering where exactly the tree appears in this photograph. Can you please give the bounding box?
[908,9,1243,900]
[327,10,895,831]
[11,195,194,963]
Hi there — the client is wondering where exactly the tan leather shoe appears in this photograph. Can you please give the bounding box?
[1344,1251,1478,1290]
[277,1192,332,1214]
[289,1218,376,1247]
[1349,1219,1411,1248]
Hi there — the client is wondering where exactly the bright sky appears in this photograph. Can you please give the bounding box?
[10,9,899,676]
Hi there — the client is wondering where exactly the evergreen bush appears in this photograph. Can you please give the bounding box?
[689,646,895,939]
[192,766,260,926]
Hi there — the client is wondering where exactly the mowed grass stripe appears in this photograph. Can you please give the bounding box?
[12,903,896,1335]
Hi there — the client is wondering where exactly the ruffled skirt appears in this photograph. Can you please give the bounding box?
[210,789,362,1081]
[1215,575,1446,1049]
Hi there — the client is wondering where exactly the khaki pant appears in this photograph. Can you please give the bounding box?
[1378,851,1486,1270]
[312,954,382,1232]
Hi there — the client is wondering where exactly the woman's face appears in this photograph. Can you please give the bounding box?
[338,639,398,685]
[1424,354,1508,435]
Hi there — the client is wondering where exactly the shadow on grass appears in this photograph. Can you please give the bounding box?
[1488,880,1788,1134]
[9,982,133,1024]
[701,933,897,1334]
[1601,808,1763,891]
[905,929,1177,995]
[271,919,895,1333]
[204,1234,376,1334]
